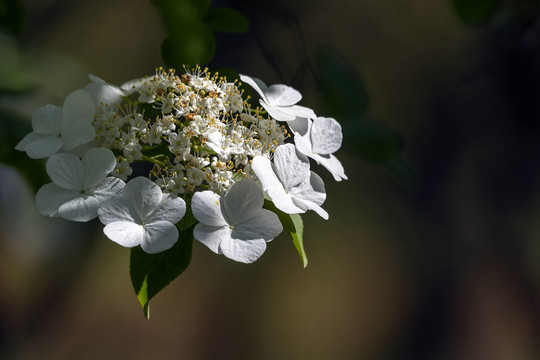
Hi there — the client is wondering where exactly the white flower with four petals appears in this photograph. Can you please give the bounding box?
[15,89,96,159]
[98,177,186,254]
[35,147,125,222]
[192,180,283,263]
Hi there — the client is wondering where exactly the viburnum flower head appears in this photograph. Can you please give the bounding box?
[252,143,328,219]
[192,180,283,263]
[98,177,186,254]
[13,65,350,315]
[239,74,316,122]
[288,116,348,181]
[35,147,125,222]
[15,89,96,159]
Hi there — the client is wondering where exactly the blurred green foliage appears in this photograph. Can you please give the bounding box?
[0,0,25,35]
[452,0,500,25]
[0,0,48,194]
[315,48,413,185]
[0,36,38,94]
[204,7,249,33]
[152,0,248,69]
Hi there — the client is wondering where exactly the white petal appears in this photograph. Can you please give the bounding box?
[46,153,84,190]
[194,224,230,254]
[61,118,96,150]
[146,194,186,225]
[90,177,126,202]
[291,171,326,206]
[82,147,117,190]
[287,117,310,136]
[312,153,348,181]
[141,221,179,254]
[98,196,138,225]
[35,183,79,217]
[222,180,263,225]
[278,104,316,119]
[62,89,96,127]
[88,74,108,84]
[191,190,228,227]
[273,144,310,190]
[58,195,100,222]
[292,196,329,220]
[219,237,267,264]
[264,84,302,107]
[290,171,328,220]
[232,209,282,241]
[31,104,62,135]
[262,101,296,121]
[252,155,304,214]
[239,74,269,104]
[103,221,144,248]
[15,131,38,151]
[292,132,312,158]
[20,133,62,159]
[311,117,343,155]
[84,77,125,106]
[123,177,163,220]
[120,78,143,95]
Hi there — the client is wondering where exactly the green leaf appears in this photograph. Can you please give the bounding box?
[0,0,25,35]
[264,199,307,267]
[203,7,249,33]
[0,108,48,194]
[130,224,195,319]
[161,23,216,69]
[452,0,500,25]
[315,47,369,117]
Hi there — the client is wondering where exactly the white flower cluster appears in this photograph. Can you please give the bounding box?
[16,67,347,263]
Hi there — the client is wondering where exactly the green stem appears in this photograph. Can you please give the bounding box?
[141,155,167,168]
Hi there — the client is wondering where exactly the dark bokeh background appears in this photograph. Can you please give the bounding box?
[1,0,540,359]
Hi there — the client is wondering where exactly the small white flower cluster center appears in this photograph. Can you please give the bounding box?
[92,67,287,195]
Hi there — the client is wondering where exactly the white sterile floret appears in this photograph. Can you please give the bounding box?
[252,143,329,219]
[98,177,186,254]
[16,89,96,159]
[191,180,283,264]
[239,74,316,122]
[35,147,125,222]
[288,117,348,181]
